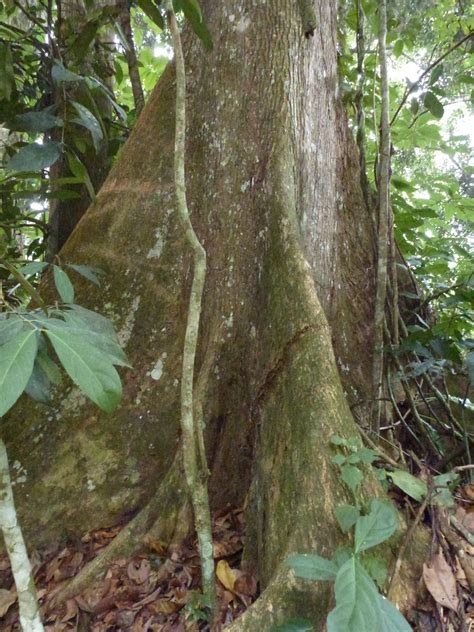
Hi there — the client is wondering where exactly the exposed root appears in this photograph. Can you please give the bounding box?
[52,455,188,605]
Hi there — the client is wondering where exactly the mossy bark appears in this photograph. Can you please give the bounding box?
[1,1,412,629]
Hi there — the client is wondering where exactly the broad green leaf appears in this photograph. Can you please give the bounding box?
[423,91,444,119]
[66,264,102,286]
[285,553,338,581]
[330,435,347,446]
[70,101,103,151]
[52,62,83,84]
[270,620,313,632]
[36,350,62,385]
[332,548,352,569]
[44,319,130,368]
[44,328,122,413]
[12,110,63,133]
[17,261,49,276]
[53,266,75,304]
[354,500,398,553]
[0,329,38,416]
[363,556,388,590]
[5,142,62,173]
[335,505,360,533]
[0,315,27,345]
[331,454,346,466]
[378,595,413,631]
[181,0,213,50]
[0,42,15,101]
[356,448,378,464]
[327,557,380,632]
[393,40,404,58]
[137,0,165,30]
[25,356,51,404]
[63,304,117,339]
[429,64,443,86]
[66,153,96,201]
[389,470,427,502]
[340,464,363,493]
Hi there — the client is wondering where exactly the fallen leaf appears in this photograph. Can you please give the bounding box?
[423,551,459,611]
[127,558,151,584]
[234,571,257,596]
[216,560,236,592]
[0,589,16,617]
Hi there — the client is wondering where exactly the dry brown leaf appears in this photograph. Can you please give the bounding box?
[423,551,459,611]
[127,558,151,584]
[0,589,16,617]
[233,572,257,596]
[462,484,474,501]
[216,560,236,592]
[151,598,181,614]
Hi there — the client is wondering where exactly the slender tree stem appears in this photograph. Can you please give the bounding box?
[372,0,391,430]
[0,438,44,631]
[0,259,48,313]
[164,0,216,617]
[118,0,145,116]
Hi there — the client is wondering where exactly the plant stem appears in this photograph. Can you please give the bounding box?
[372,0,390,430]
[164,0,216,617]
[0,438,44,631]
[0,259,48,314]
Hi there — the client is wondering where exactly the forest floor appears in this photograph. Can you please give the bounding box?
[0,507,257,631]
[0,482,473,630]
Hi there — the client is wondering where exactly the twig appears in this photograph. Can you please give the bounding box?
[390,31,473,126]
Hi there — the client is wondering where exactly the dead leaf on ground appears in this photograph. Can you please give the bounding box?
[216,560,236,592]
[423,550,459,611]
[127,558,151,584]
[0,589,16,617]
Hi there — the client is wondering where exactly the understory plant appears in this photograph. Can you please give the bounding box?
[275,435,412,632]
[0,260,128,630]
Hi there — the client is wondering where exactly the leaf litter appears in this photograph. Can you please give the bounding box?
[0,507,257,630]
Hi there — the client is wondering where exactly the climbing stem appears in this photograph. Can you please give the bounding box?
[164,0,217,617]
[0,438,44,631]
[372,0,391,430]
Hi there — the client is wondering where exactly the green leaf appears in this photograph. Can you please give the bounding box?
[393,40,404,58]
[270,620,313,632]
[363,556,388,590]
[285,553,338,581]
[0,315,27,345]
[330,435,347,446]
[69,18,101,61]
[389,470,427,502]
[181,0,213,50]
[44,318,130,368]
[332,547,352,569]
[378,595,413,631]
[17,262,49,276]
[356,448,378,464]
[52,61,83,84]
[0,42,15,101]
[66,264,102,286]
[354,500,398,553]
[12,110,63,133]
[340,464,363,493]
[44,326,122,413]
[5,142,62,173]
[25,354,52,404]
[423,91,444,119]
[63,304,117,339]
[70,101,104,151]
[335,505,360,533]
[0,329,38,416]
[53,266,75,304]
[429,64,443,86]
[331,454,346,466]
[66,153,96,201]
[137,0,165,30]
[327,557,380,632]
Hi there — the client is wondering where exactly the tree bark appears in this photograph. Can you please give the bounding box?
[2,1,419,628]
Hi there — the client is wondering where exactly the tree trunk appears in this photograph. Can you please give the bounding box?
[2,1,412,627]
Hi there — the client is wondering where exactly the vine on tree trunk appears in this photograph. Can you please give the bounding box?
[372,0,391,431]
[164,0,217,618]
